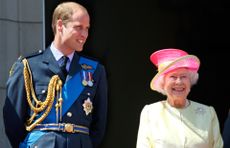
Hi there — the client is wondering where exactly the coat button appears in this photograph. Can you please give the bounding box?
[67,112,72,117]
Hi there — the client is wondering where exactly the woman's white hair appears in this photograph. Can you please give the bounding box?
[155,70,199,95]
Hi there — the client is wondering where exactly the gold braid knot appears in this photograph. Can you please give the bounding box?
[22,58,63,131]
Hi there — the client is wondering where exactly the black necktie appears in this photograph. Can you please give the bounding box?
[60,56,69,79]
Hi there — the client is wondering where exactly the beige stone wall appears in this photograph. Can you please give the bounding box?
[0,0,43,147]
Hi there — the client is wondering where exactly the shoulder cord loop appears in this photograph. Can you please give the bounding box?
[22,59,63,131]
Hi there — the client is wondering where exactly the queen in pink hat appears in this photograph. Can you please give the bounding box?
[136,48,223,148]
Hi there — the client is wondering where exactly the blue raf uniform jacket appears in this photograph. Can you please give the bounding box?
[3,47,108,148]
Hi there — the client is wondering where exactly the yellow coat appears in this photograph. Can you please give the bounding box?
[136,100,223,148]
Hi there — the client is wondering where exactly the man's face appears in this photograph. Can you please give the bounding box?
[61,10,90,52]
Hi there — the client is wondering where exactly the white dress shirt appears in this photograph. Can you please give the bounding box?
[50,42,74,71]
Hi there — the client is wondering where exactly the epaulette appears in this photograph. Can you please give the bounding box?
[9,50,43,77]
[18,49,43,61]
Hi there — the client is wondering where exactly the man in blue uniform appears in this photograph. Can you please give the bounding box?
[3,2,108,148]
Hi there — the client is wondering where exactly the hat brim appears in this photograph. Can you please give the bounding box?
[150,55,200,91]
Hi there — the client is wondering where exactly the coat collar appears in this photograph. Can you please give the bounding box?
[41,47,81,82]
[66,52,81,82]
[42,47,65,80]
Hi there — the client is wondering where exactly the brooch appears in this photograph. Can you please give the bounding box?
[195,107,206,115]
[82,98,93,115]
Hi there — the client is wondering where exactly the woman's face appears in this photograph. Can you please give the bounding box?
[163,68,191,101]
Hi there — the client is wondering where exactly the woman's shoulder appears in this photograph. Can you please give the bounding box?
[190,100,216,115]
[146,100,165,107]
[142,101,166,112]
[190,100,213,108]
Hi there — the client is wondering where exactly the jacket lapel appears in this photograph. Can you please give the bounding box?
[41,48,66,80]
[66,52,81,82]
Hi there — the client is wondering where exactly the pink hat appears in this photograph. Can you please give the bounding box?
[150,48,200,91]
